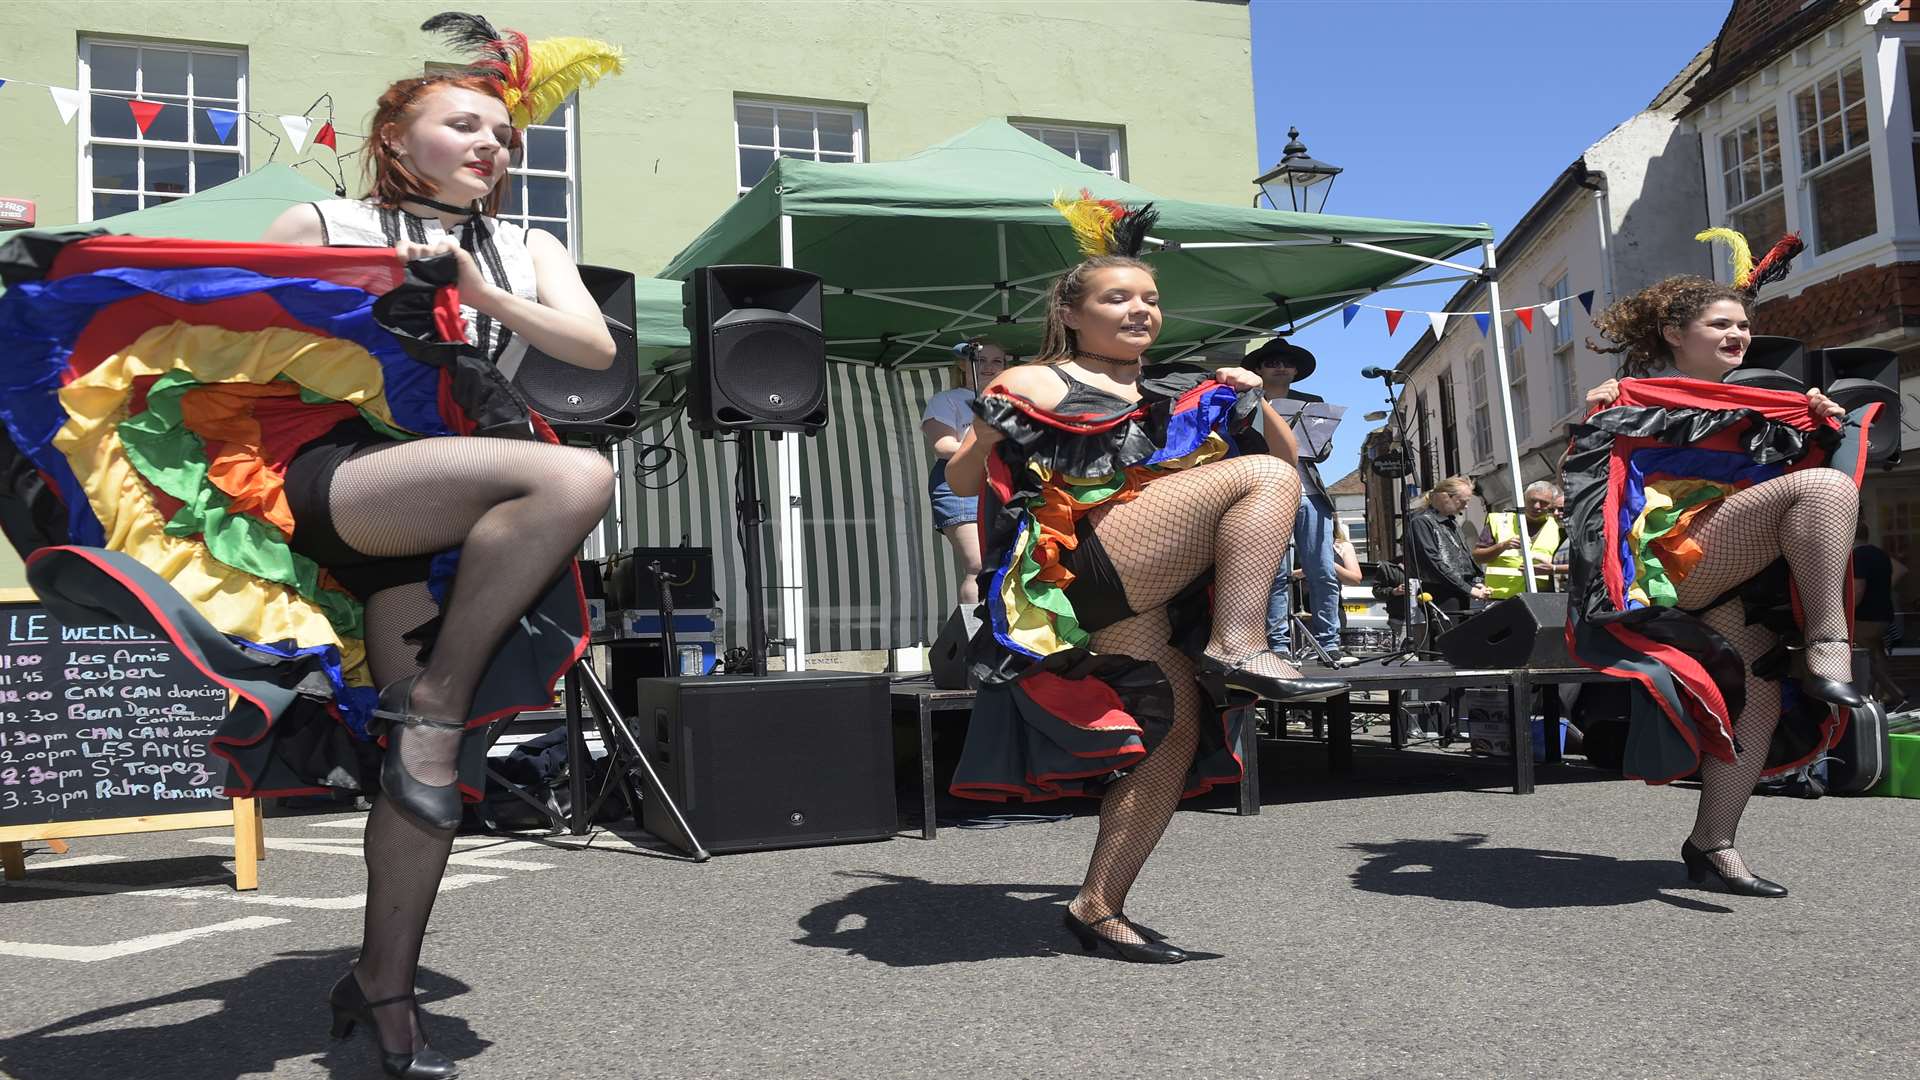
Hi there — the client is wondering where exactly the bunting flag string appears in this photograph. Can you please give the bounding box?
[1336,289,1599,341]
[0,73,366,151]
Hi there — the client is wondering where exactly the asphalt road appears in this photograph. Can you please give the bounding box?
[3,740,1917,1080]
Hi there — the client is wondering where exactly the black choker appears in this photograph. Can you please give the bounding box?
[401,194,482,217]
[1074,350,1143,366]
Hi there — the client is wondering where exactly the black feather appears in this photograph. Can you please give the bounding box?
[1112,203,1159,258]
[420,12,506,58]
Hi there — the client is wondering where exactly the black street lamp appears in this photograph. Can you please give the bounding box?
[1255,127,1342,214]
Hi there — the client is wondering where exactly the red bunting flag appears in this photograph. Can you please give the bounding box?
[128,99,165,134]
[1383,309,1404,335]
[314,122,337,150]
[1515,307,1535,332]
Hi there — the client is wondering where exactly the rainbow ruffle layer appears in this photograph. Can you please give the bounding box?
[0,236,466,735]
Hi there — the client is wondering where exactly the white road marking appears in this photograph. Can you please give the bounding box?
[8,854,129,872]
[0,916,288,963]
[191,834,562,871]
[2,873,500,908]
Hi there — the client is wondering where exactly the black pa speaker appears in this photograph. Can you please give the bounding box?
[513,264,643,443]
[637,670,894,853]
[684,265,827,435]
[930,605,982,690]
[1820,346,1901,464]
[1722,336,1812,392]
[1435,593,1573,669]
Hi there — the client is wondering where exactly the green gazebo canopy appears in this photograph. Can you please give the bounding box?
[659,120,1491,367]
[35,164,338,241]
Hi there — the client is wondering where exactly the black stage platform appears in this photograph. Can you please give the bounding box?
[890,658,1622,837]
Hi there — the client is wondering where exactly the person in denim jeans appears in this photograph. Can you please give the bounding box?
[1248,339,1353,665]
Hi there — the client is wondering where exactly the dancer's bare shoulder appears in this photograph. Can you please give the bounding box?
[988,365,1068,413]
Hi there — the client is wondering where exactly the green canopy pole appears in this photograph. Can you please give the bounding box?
[778,213,809,670]
[1481,237,1538,595]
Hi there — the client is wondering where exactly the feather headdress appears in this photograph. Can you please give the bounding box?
[422,12,623,129]
[1695,226,1803,296]
[1051,188,1159,259]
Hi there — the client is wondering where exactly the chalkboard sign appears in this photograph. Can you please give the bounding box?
[0,597,230,829]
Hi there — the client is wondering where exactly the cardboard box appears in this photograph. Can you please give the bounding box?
[1462,688,1565,762]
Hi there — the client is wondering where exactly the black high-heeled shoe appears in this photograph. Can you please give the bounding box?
[329,971,461,1079]
[1062,910,1189,964]
[1196,652,1347,708]
[1681,839,1788,898]
[1794,638,1867,709]
[373,675,467,830]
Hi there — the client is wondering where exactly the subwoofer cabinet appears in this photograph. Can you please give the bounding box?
[637,670,895,853]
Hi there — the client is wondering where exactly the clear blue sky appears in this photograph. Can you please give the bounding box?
[1249,0,1732,488]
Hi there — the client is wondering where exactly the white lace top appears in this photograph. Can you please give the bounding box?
[309,199,538,372]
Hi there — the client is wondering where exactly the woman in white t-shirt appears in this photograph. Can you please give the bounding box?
[922,338,1011,605]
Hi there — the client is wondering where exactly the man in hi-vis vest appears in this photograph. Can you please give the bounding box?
[1472,480,1564,598]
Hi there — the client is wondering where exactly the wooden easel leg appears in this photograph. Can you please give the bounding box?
[1,841,24,881]
[254,799,266,862]
[231,798,260,892]
[46,839,69,855]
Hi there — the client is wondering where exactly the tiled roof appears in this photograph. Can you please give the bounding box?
[1326,467,1367,495]
[1686,0,1858,109]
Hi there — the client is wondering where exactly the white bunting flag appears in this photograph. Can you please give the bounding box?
[49,85,82,125]
[1427,311,1451,340]
[278,114,313,153]
[1541,299,1563,329]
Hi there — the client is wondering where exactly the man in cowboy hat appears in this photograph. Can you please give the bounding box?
[1248,337,1356,666]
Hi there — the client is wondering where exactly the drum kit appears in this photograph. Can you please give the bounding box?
[1337,583,1397,658]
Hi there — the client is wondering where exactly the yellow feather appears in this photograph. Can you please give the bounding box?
[516,37,624,127]
[1694,227,1755,288]
[1052,191,1115,257]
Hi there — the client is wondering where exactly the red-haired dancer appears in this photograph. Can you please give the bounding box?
[262,15,620,1077]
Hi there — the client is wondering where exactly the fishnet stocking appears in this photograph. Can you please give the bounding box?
[356,582,450,1055]
[1683,601,1782,881]
[1067,607,1201,946]
[1091,454,1302,680]
[1670,469,1857,882]
[1669,469,1858,683]
[1064,454,1301,946]
[330,437,614,726]
[331,439,612,1055]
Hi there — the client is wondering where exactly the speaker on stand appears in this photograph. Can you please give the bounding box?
[683,265,828,675]
[512,264,646,446]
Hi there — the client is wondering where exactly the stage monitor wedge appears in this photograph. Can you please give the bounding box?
[684,264,828,436]
[513,264,643,445]
[1435,592,1573,670]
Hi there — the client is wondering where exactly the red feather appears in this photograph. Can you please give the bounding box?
[1748,232,1804,290]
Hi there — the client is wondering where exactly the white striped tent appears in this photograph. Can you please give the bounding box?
[621,364,956,655]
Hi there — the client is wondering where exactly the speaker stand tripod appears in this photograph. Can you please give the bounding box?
[561,656,711,860]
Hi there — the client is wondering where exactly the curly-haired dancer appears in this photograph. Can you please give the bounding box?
[945,193,1345,963]
[1568,232,1871,899]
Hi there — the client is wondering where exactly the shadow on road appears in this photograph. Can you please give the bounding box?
[0,950,485,1080]
[794,871,1085,967]
[1347,833,1735,913]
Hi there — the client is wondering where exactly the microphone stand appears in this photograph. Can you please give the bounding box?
[1366,371,1435,667]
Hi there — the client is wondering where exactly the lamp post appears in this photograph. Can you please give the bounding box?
[1255,127,1342,213]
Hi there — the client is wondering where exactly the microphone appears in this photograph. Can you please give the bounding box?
[1360,366,1408,383]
